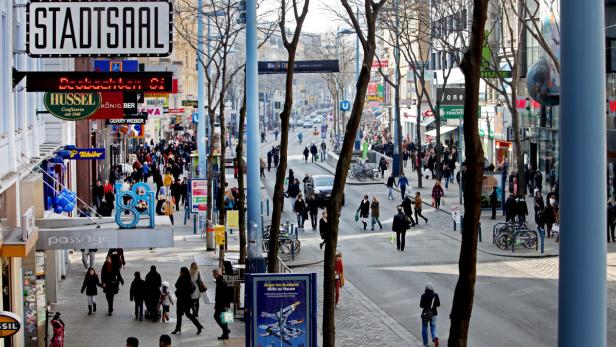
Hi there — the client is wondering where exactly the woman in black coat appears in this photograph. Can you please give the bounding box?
[101,256,124,316]
[81,267,103,315]
[172,267,203,335]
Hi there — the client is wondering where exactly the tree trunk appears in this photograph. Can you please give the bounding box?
[218,86,227,225]
[237,91,247,264]
[207,109,216,228]
[510,64,525,196]
[267,47,298,273]
[448,0,489,346]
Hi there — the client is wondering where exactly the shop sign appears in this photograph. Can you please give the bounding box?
[190,178,208,214]
[371,59,388,68]
[138,106,164,117]
[25,71,173,92]
[65,148,106,160]
[169,108,185,114]
[227,210,239,228]
[214,225,225,246]
[436,88,465,105]
[36,228,173,250]
[0,311,21,338]
[44,92,101,120]
[26,0,173,57]
[22,207,35,241]
[182,99,198,107]
[107,117,146,125]
[439,105,464,119]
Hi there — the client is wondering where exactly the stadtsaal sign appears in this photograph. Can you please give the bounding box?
[0,311,21,338]
[26,0,172,57]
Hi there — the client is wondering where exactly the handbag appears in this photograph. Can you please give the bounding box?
[197,273,207,293]
[220,309,234,324]
[354,211,359,222]
[421,296,436,322]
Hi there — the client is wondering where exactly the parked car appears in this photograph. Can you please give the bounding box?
[303,120,312,128]
[305,175,345,206]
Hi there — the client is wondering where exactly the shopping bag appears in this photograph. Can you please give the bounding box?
[354,211,359,222]
[389,234,395,244]
[220,309,234,324]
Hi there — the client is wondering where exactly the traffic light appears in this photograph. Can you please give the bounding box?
[238,0,246,24]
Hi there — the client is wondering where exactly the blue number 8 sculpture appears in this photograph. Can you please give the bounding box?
[115,182,155,229]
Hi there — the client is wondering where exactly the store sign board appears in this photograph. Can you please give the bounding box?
[437,88,465,105]
[258,60,339,74]
[0,311,21,338]
[26,71,173,92]
[190,178,208,214]
[26,0,173,57]
[65,148,106,160]
[182,99,198,107]
[440,105,464,119]
[44,92,101,120]
[36,228,173,250]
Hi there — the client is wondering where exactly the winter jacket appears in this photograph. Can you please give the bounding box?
[420,290,440,316]
[175,275,195,307]
[392,212,410,232]
[414,196,423,210]
[357,199,370,218]
[130,278,146,301]
[370,201,380,218]
[386,176,397,188]
[100,262,123,295]
[81,274,102,296]
[294,199,308,218]
[307,198,319,215]
[214,276,231,310]
[431,185,444,199]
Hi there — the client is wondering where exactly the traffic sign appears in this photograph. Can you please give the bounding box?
[439,105,464,119]
[340,100,350,111]
[321,125,327,139]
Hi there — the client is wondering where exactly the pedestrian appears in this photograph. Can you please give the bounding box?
[260,158,266,178]
[298,131,303,145]
[534,189,545,226]
[49,312,65,347]
[80,267,102,315]
[159,281,174,322]
[81,248,97,269]
[431,180,444,209]
[101,255,124,316]
[609,201,616,243]
[320,141,327,162]
[378,157,388,178]
[261,131,265,143]
[212,268,232,340]
[403,149,409,168]
[273,148,280,167]
[274,127,279,141]
[303,146,310,163]
[307,193,319,231]
[130,271,146,321]
[310,143,318,162]
[505,194,517,223]
[401,195,417,227]
[163,196,175,226]
[180,178,188,207]
[170,179,182,211]
[267,150,273,172]
[145,265,162,321]
[189,262,207,317]
[386,172,397,200]
[357,195,370,230]
[370,196,383,230]
[159,334,172,347]
[92,180,104,208]
[490,186,498,219]
[413,192,428,224]
[398,172,409,200]
[293,194,308,230]
[516,195,528,225]
[335,252,344,307]
[171,267,204,335]
[392,206,411,251]
[107,248,125,271]
[319,210,330,250]
[534,170,543,193]
[126,337,139,347]
[420,283,440,347]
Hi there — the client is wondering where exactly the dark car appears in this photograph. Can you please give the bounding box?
[305,175,345,206]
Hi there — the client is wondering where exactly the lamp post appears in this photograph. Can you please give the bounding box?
[391,0,401,177]
[337,28,359,150]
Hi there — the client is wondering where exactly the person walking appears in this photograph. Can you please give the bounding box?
[398,173,409,200]
[159,281,174,322]
[378,157,388,178]
[392,206,411,251]
[431,180,444,209]
[357,195,370,230]
[170,179,182,211]
[213,268,232,340]
[534,189,545,231]
[490,186,498,219]
[370,196,383,231]
[80,268,103,315]
[81,249,97,270]
[260,158,266,178]
[310,143,318,162]
[320,141,327,162]
[401,195,417,227]
[420,283,440,347]
[162,197,175,226]
[335,252,344,307]
[386,172,397,200]
[92,180,104,208]
[274,127,279,141]
[303,146,310,163]
[171,267,204,335]
[307,193,319,231]
[293,194,308,230]
[129,271,146,321]
[267,150,273,172]
[516,195,528,225]
[413,192,428,224]
[319,210,330,250]
[145,265,162,321]
[505,194,517,223]
[609,201,616,243]
[189,262,206,317]
[49,312,65,347]
[101,256,124,316]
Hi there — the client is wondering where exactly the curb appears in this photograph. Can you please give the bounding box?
[314,162,384,186]
[439,231,560,259]
[286,258,324,268]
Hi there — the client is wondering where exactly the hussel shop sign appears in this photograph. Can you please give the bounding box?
[26,0,173,57]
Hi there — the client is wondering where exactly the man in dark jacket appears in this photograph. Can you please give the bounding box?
[319,210,330,250]
[392,206,411,251]
[386,173,397,200]
[310,143,318,162]
[505,195,517,223]
[608,202,616,243]
[516,195,528,225]
[420,282,440,347]
[357,195,370,230]
[130,271,146,320]
[212,269,231,340]
[401,196,417,227]
[92,180,104,208]
[489,186,498,219]
[170,179,182,211]
[307,193,319,230]
[145,266,162,321]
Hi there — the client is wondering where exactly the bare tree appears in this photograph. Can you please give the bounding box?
[322,1,386,346]
[267,0,310,273]
[448,0,489,345]
[512,0,559,73]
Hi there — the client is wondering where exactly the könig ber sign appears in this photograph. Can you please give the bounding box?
[26,0,173,57]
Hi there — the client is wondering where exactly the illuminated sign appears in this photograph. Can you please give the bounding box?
[66,148,106,160]
[26,0,172,57]
[0,311,21,338]
[25,71,173,92]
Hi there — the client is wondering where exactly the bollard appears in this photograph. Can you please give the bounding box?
[193,214,197,235]
[261,215,264,234]
[267,199,270,216]
[261,200,263,216]
[478,222,482,243]
[539,227,545,254]
[453,220,456,232]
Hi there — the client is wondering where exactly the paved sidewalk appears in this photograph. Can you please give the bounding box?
[52,212,245,347]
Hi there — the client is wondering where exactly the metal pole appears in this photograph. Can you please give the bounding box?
[354,6,361,151]
[246,0,266,273]
[559,0,606,346]
[392,0,401,176]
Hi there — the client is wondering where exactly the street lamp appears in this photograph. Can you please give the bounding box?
[337,27,361,151]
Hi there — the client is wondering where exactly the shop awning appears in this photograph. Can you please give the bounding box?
[425,126,458,137]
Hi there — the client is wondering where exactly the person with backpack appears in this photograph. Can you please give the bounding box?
[420,283,440,347]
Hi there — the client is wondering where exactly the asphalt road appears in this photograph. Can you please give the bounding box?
[258,129,616,346]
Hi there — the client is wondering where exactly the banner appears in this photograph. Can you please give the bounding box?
[246,273,317,347]
[190,179,208,213]
[227,210,239,228]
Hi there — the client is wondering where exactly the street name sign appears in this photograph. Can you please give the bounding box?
[26,0,173,57]
[439,105,464,119]
[258,60,339,74]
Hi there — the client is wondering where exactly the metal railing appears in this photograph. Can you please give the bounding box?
[277,256,293,273]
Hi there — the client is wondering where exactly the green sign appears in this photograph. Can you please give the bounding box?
[181,99,198,107]
[479,128,495,138]
[440,105,464,119]
[480,31,512,79]
[44,92,101,120]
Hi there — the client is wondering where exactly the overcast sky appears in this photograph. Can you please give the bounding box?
[260,0,345,35]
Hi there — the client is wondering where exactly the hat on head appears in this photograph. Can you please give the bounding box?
[425,282,434,291]
[162,281,169,287]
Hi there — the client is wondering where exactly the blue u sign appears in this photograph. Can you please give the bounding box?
[340,100,350,111]
[114,183,155,229]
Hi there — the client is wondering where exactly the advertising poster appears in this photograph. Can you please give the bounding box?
[246,273,317,347]
[480,172,506,210]
[190,179,208,214]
